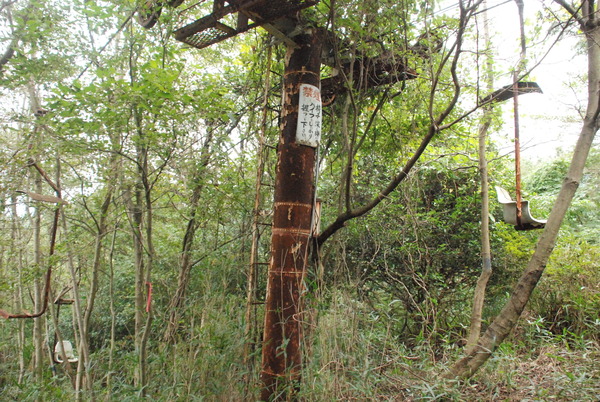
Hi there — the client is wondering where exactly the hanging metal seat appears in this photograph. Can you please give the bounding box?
[495,186,546,231]
[54,340,79,364]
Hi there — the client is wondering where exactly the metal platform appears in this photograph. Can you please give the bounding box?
[481,81,542,104]
[321,55,418,103]
[174,0,318,49]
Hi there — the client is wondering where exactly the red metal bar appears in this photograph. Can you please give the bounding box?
[513,78,523,227]
[145,282,153,313]
[514,0,526,229]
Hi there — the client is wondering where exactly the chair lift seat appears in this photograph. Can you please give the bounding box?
[54,340,79,364]
[495,186,546,230]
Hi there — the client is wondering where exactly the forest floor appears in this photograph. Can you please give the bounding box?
[462,346,599,401]
[2,339,598,400]
[387,343,600,401]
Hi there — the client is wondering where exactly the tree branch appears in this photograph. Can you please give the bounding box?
[316,0,479,247]
[0,41,16,72]
[554,0,586,26]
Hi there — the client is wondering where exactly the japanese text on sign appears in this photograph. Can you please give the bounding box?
[296,84,322,148]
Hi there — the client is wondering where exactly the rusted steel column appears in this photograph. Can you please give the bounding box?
[512,78,523,227]
[260,28,322,400]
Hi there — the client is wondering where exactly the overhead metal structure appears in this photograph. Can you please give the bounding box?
[136,0,419,99]
[174,0,317,49]
[137,0,317,48]
[480,81,542,104]
[321,55,418,102]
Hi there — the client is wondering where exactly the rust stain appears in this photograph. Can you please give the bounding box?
[271,228,311,236]
[275,202,312,208]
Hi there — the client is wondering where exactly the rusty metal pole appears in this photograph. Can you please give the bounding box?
[514,0,526,228]
[260,28,322,400]
[513,77,523,227]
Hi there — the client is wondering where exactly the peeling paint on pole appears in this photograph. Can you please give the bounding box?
[261,28,322,400]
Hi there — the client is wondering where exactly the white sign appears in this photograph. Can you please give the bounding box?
[296,84,322,148]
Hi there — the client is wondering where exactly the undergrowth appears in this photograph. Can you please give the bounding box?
[2,286,598,401]
[296,288,600,401]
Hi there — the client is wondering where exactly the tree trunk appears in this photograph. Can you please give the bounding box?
[77,188,111,394]
[32,152,44,385]
[27,81,46,384]
[105,223,119,398]
[164,130,213,342]
[10,198,27,383]
[447,17,600,379]
[139,155,155,396]
[56,157,93,395]
[83,187,113,336]
[244,45,273,369]
[128,123,148,392]
[466,116,493,353]
[466,3,494,352]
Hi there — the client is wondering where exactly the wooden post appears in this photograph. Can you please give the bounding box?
[260,28,322,400]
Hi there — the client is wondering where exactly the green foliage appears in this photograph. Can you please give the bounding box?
[1,0,599,400]
[526,149,600,239]
[529,235,600,340]
[511,150,600,340]
[327,163,485,345]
